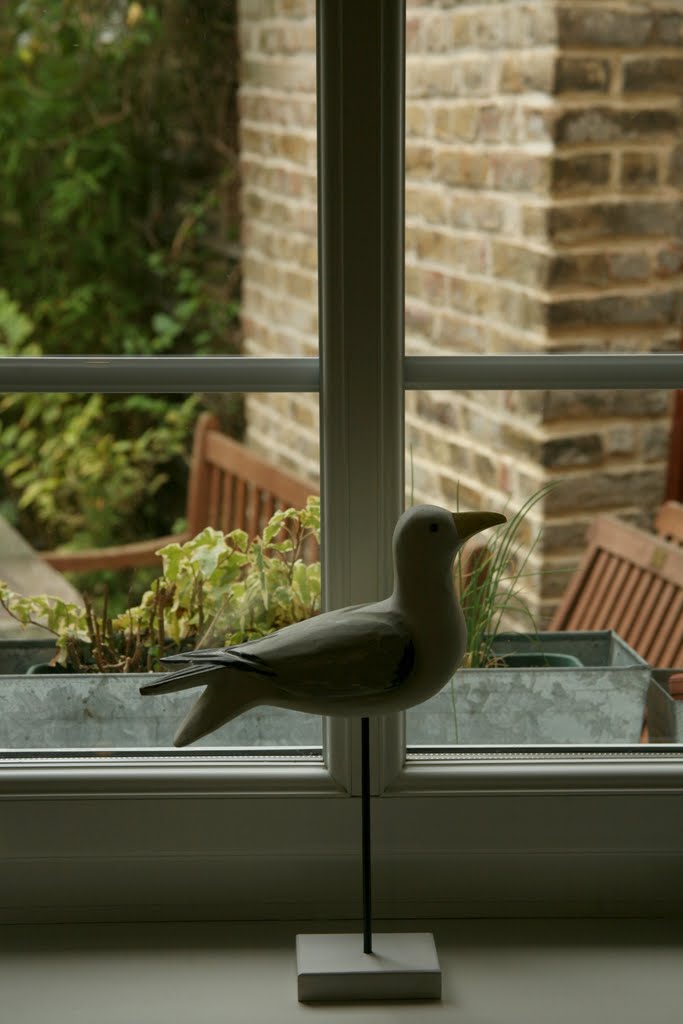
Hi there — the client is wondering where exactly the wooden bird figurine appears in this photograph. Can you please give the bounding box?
[140,504,506,746]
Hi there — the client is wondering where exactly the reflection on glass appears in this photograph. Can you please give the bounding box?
[0,394,321,753]
[405,388,681,749]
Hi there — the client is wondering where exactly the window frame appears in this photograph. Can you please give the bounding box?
[1,0,683,923]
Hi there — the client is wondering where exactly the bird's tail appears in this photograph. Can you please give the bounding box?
[173,679,261,747]
[139,663,267,747]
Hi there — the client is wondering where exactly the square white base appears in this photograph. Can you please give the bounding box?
[296,932,441,1002]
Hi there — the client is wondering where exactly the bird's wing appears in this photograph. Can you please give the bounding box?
[140,662,229,695]
[267,608,415,700]
[158,606,415,702]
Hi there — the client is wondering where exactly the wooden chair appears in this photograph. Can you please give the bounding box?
[41,412,318,573]
[550,514,683,669]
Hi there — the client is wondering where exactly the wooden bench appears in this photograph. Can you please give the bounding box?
[41,412,318,573]
[550,513,683,669]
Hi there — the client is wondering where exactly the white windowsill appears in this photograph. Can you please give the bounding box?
[1,918,680,1024]
[4,746,683,797]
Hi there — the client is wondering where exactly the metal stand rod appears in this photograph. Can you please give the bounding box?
[361,716,373,954]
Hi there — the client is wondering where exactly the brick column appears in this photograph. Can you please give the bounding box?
[541,3,683,616]
[237,0,683,622]
[404,0,557,571]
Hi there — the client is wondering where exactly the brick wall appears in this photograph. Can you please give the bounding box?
[238,0,319,481]
[541,2,683,613]
[404,0,557,615]
[238,0,683,622]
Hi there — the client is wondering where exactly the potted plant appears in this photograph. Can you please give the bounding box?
[407,486,654,746]
[0,500,323,750]
[1,491,655,750]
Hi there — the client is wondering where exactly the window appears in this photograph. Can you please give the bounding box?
[1,2,683,924]
[0,387,323,757]
[405,386,683,750]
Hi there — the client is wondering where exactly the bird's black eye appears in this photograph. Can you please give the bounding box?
[429,522,439,532]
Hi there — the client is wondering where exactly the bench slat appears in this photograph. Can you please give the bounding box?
[587,553,622,630]
[608,564,643,630]
[594,559,631,630]
[207,465,221,530]
[637,581,673,660]
[568,549,610,630]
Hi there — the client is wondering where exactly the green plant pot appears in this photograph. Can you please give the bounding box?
[497,652,583,669]
[0,638,58,675]
[0,671,322,751]
[26,662,68,675]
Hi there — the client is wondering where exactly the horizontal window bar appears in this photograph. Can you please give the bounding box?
[0,357,319,393]
[407,354,683,390]
[0,757,340,798]
[391,754,683,795]
[1,354,683,392]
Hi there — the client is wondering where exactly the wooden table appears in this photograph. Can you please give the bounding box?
[0,517,83,638]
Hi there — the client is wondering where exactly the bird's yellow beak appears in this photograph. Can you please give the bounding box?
[452,510,507,543]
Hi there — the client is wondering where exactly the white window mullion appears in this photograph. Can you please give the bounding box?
[317,0,406,793]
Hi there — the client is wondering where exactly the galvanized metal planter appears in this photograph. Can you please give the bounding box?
[0,640,321,751]
[407,631,652,746]
[0,631,656,750]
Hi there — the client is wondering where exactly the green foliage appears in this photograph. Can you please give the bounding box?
[0,501,321,673]
[0,291,200,556]
[0,1,241,568]
[0,387,197,550]
[0,583,89,648]
[1,491,569,679]
[0,289,34,349]
[0,0,240,358]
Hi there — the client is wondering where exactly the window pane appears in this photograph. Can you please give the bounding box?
[405,387,682,749]
[240,0,318,359]
[1,1,318,359]
[405,2,683,358]
[0,393,321,754]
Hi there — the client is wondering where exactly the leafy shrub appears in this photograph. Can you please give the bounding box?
[2,492,571,676]
[0,1,242,568]
[0,384,197,551]
[0,0,240,359]
[0,500,321,672]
